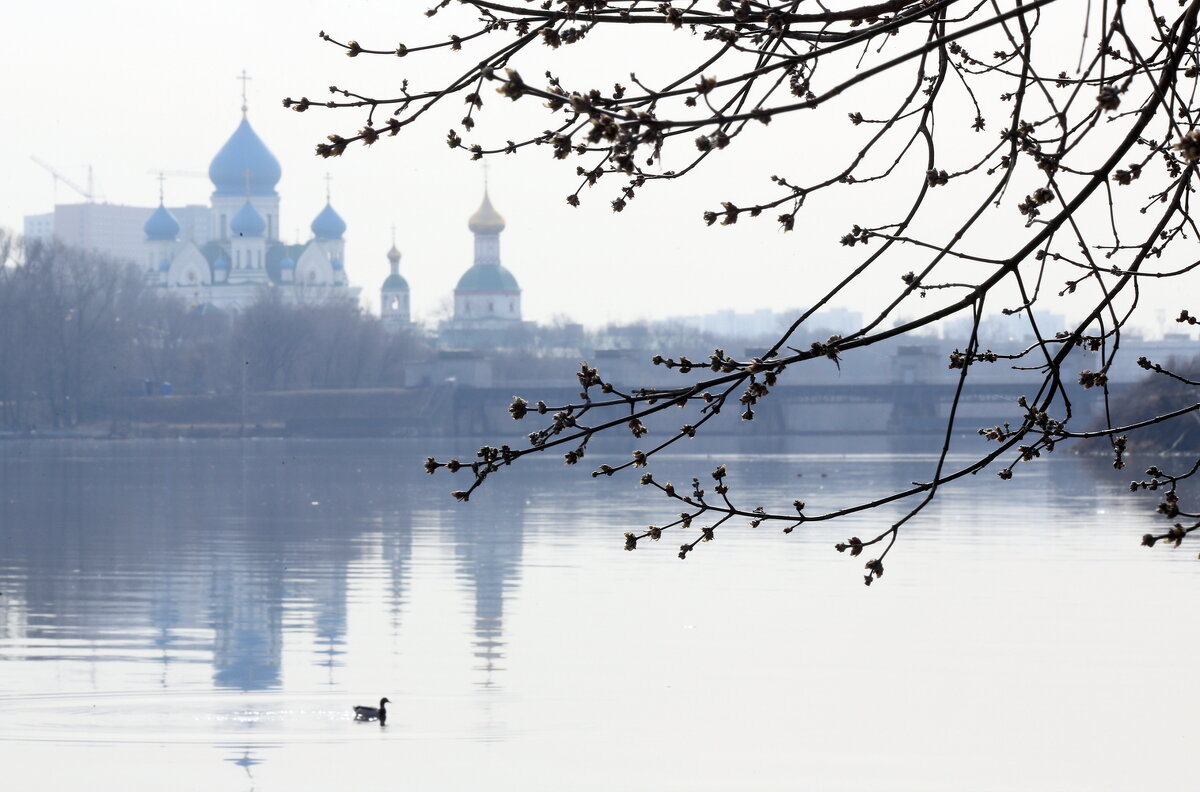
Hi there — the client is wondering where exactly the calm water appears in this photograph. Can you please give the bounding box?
[0,437,1195,790]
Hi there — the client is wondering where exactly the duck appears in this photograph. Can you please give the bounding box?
[353,697,390,724]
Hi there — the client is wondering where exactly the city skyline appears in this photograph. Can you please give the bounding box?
[6,1,1194,336]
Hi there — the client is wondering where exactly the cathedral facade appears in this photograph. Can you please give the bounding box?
[140,101,530,343]
[142,107,362,312]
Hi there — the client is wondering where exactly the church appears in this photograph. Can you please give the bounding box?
[142,102,364,313]
[435,186,532,348]
[139,94,531,344]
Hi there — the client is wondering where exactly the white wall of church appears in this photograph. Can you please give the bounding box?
[382,291,411,324]
[295,244,335,286]
[167,244,211,287]
[455,291,520,321]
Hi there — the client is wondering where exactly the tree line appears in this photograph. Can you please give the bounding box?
[0,233,424,430]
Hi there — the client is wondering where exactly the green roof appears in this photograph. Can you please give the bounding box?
[455,264,519,292]
[381,273,409,291]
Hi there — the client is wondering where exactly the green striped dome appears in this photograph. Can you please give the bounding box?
[382,273,409,291]
[455,264,519,292]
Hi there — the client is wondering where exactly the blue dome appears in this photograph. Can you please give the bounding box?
[331,257,345,271]
[311,202,347,240]
[212,255,230,271]
[157,258,171,273]
[209,117,282,197]
[144,204,180,241]
[279,256,296,270]
[230,200,266,237]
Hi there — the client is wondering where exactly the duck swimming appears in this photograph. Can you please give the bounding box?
[353,697,390,724]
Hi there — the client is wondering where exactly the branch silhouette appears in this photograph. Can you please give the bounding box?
[291,0,1200,582]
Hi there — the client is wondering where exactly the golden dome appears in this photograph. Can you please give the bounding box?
[468,189,506,233]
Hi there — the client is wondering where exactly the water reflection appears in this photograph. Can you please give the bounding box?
[453,488,524,682]
[0,441,432,691]
[1,437,1196,791]
[0,436,1133,691]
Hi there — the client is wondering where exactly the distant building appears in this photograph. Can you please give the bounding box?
[438,188,532,349]
[671,306,865,340]
[23,102,361,313]
[380,242,411,332]
[24,202,217,266]
[141,104,360,312]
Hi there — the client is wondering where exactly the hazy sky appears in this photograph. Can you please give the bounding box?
[1,0,806,327]
[1,1,1193,337]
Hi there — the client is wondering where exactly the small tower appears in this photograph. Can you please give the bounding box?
[311,175,347,269]
[143,202,180,274]
[229,199,268,282]
[380,242,410,331]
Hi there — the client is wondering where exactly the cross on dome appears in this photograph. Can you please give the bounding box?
[237,69,252,116]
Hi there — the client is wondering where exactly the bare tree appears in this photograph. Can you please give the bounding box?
[0,236,151,428]
[291,1,1200,580]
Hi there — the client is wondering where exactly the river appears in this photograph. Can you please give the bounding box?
[0,437,1194,790]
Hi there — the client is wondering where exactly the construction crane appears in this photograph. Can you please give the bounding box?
[30,156,95,203]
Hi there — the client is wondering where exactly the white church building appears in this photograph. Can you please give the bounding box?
[437,187,531,348]
[142,104,365,312]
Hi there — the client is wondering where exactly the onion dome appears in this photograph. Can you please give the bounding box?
[311,202,347,240]
[212,255,230,271]
[278,255,296,270]
[209,117,282,197]
[468,189,506,233]
[331,257,345,271]
[382,272,408,291]
[382,244,406,290]
[157,258,171,273]
[144,204,180,241]
[230,200,266,237]
[456,264,520,292]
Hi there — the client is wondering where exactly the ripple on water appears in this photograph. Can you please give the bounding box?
[0,690,465,746]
